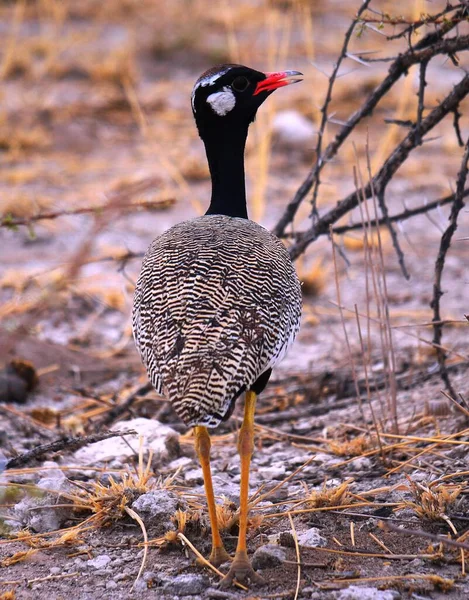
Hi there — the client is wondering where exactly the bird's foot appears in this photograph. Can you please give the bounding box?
[219,550,264,588]
[196,545,231,568]
[209,545,232,567]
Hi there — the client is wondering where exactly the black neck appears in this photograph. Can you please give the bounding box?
[203,125,249,219]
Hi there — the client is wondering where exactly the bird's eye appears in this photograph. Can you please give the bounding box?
[231,76,249,92]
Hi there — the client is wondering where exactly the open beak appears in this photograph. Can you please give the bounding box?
[254,70,303,95]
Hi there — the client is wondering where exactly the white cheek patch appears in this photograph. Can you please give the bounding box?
[206,87,236,116]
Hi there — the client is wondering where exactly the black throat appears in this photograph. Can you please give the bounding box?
[203,124,249,219]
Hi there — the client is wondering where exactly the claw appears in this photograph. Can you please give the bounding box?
[219,551,264,588]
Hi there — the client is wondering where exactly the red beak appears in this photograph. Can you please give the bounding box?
[254,70,303,95]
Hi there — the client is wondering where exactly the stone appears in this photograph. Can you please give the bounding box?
[12,466,75,533]
[297,527,327,547]
[257,465,286,481]
[168,456,193,470]
[49,566,61,575]
[163,574,208,595]
[349,457,372,471]
[251,544,286,570]
[87,554,112,569]
[11,465,73,533]
[184,468,204,485]
[272,110,315,148]
[334,586,399,600]
[131,489,181,535]
[133,579,148,593]
[73,418,180,466]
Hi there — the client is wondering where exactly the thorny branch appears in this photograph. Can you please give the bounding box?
[288,72,469,259]
[282,188,469,238]
[273,1,469,396]
[0,177,173,229]
[1,198,174,229]
[273,23,469,239]
[4,430,137,470]
[309,0,373,220]
[361,8,469,31]
[430,138,469,398]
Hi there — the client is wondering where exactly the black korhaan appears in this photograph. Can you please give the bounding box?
[132,64,302,587]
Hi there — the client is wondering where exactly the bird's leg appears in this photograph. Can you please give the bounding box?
[194,426,231,567]
[220,391,264,588]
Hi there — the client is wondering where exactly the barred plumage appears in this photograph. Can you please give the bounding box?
[132,215,301,427]
[132,63,303,586]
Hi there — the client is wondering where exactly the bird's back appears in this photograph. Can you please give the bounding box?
[132,214,301,427]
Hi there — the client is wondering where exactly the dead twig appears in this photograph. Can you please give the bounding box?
[309,0,373,220]
[430,137,469,397]
[1,197,174,229]
[274,28,469,239]
[288,71,469,260]
[4,430,137,470]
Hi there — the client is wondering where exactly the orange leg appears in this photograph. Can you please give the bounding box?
[194,426,231,567]
[220,391,264,587]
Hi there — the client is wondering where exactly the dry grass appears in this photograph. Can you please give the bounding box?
[305,479,354,509]
[398,477,463,522]
[1,0,468,594]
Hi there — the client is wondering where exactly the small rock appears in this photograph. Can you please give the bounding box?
[251,544,286,570]
[133,579,148,593]
[266,484,289,502]
[289,454,311,466]
[132,489,181,535]
[73,418,180,466]
[49,566,61,575]
[349,457,372,471]
[272,110,315,148]
[184,468,204,485]
[311,453,342,467]
[297,527,327,547]
[163,574,208,596]
[87,554,111,569]
[9,461,74,533]
[258,465,286,481]
[107,579,118,590]
[334,586,399,600]
[168,456,193,470]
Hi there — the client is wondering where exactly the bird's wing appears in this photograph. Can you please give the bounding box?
[132,216,301,427]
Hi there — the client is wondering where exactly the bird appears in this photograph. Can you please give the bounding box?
[132,64,302,587]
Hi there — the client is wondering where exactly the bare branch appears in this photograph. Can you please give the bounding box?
[309,0,373,220]
[273,31,469,239]
[415,60,428,145]
[1,197,174,229]
[288,73,469,260]
[452,107,465,147]
[1,178,173,229]
[4,430,137,470]
[430,137,469,396]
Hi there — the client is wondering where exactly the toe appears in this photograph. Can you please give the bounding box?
[219,554,264,588]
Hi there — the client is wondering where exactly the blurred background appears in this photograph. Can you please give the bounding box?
[0,0,468,415]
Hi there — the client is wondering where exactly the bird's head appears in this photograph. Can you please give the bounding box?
[191,64,302,138]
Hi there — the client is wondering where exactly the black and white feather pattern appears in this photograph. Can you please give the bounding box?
[132,215,301,428]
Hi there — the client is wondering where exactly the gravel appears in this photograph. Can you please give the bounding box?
[131,489,181,535]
